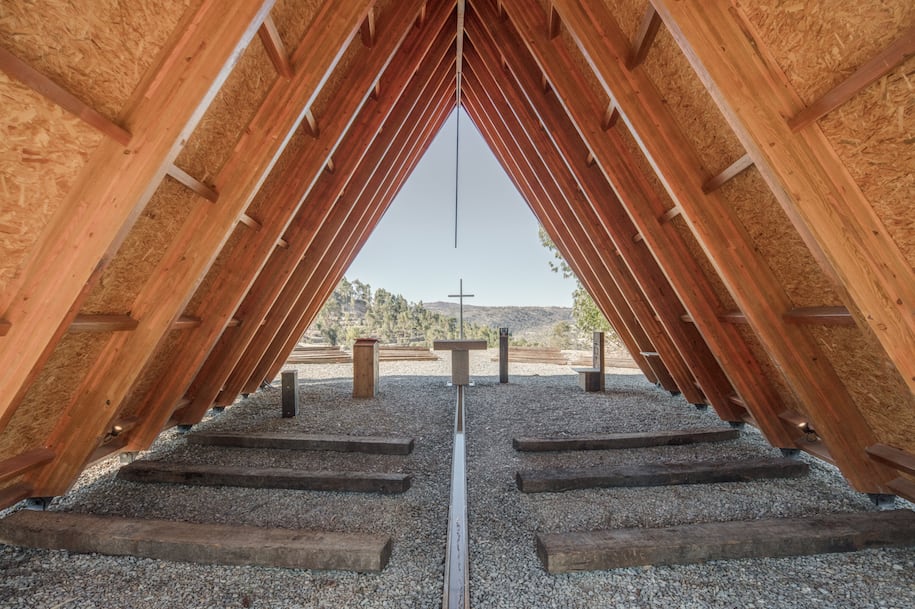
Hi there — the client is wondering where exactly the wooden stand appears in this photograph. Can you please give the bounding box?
[592,331,605,391]
[433,340,488,386]
[499,328,509,384]
[353,338,379,398]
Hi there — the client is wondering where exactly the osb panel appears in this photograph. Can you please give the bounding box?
[733,323,807,422]
[722,169,840,308]
[0,332,110,460]
[245,121,312,221]
[174,32,275,185]
[81,179,198,314]
[612,114,678,219]
[640,28,746,177]
[271,0,326,53]
[0,0,189,120]
[185,225,248,315]
[604,0,651,43]
[741,1,913,104]
[820,60,915,269]
[669,215,737,311]
[120,330,185,422]
[0,74,101,301]
[309,24,369,122]
[809,325,915,452]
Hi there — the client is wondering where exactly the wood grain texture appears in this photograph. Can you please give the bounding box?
[188,432,415,455]
[536,510,915,572]
[117,461,412,494]
[513,427,739,452]
[516,458,809,493]
[0,510,392,572]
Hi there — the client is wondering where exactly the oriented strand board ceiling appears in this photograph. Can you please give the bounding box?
[0,0,913,507]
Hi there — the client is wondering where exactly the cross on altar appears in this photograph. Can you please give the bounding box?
[448,279,474,339]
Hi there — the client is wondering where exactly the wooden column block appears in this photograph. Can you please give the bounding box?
[592,331,605,391]
[499,327,509,384]
[353,338,379,398]
[281,370,299,418]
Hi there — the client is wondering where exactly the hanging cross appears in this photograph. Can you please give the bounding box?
[448,278,474,339]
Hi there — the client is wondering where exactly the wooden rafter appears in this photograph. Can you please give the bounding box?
[361,8,377,48]
[258,14,294,79]
[468,30,737,406]
[166,163,219,202]
[498,0,797,447]
[789,26,915,131]
[627,5,663,69]
[227,59,456,402]
[253,82,456,391]
[27,1,374,496]
[467,15,749,419]
[653,1,915,399]
[0,46,132,146]
[702,153,754,194]
[141,2,454,436]
[0,0,275,434]
[551,0,896,490]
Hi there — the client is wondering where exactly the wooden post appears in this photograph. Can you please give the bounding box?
[592,331,605,391]
[353,338,380,398]
[281,370,299,418]
[499,328,509,383]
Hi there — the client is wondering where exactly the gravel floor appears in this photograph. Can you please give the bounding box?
[1,351,913,608]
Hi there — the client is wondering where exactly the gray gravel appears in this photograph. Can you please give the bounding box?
[1,351,913,608]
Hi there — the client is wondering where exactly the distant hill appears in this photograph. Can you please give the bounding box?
[422,301,573,342]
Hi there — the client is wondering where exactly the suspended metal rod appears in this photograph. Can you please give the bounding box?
[454,0,466,248]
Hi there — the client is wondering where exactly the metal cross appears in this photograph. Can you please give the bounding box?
[448,279,474,339]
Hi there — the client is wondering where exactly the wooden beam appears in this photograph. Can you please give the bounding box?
[517,458,808,492]
[258,14,294,79]
[783,306,854,327]
[513,427,739,452]
[0,46,131,146]
[0,482,33,510]
[0,448,55,484]
[252,77,455,390]
[28,1,374,496]
[207,40,455,405]
[701,153,754,194]
[118,461,412,494]
[302,108,319,138]
[245,89,454,394]
[171,315,202,330]
[470,8,753,419]
[659,206,681,223]
[601,103,619,130]
[537,510,915,572]
[0,319,9,337]
[149,7,454,435]
[188,432,414,454]
[69,315,139,333]
[548,5,562,39]
[166,163,219,202]
[866,444,915,477]
[463,66,678,392]
[464,46,710,403]
[718,310,748,324]
[627,6,663,69]
[0,511,393,572]
[789,26,915,131]
[0,0,275,434]
[653,1,915,399]
[361,8,377,48]
[238,212,262,231]
[548,0,894,490]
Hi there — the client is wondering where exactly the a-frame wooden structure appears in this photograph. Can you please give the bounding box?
[1,0,913,508]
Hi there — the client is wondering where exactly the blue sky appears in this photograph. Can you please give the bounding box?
[345,108,574,307]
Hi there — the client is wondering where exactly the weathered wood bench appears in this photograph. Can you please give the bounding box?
[188,431,415,455]
[536,509,915,572]
[118,461,412,494]
[0,510,392,572]
[572,367,602,392]
[516,457,808,492]
[513,427,740,452]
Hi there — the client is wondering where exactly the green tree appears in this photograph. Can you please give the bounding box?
[539,226,617,343]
